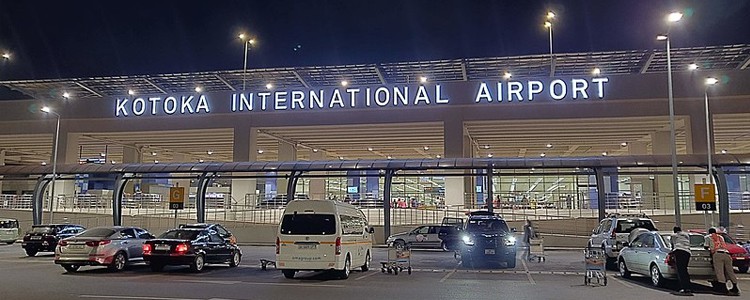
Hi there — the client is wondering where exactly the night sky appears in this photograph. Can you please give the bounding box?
[0,0,749,81]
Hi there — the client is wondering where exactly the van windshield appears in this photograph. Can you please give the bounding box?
[280,214,336,235]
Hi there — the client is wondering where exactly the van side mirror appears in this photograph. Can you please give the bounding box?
[368,227,375,234]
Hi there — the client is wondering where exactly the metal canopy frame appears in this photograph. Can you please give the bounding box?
[2,44,748,100]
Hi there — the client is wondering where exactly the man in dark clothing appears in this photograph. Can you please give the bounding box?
[670,226,693,296]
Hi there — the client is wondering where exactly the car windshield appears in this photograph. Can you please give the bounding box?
[615,219,656,233]
[31,226,55,233]
[721,233,736,244]
[77,228,116,238]
[280,214,336,235]
[158,230,201,240]
[0,220,18,229]
[466,219,509,233]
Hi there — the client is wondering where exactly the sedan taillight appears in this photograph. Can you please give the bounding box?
[58,240,68,246]
[174,243,189,255]
[142,244,152,255]
[85,240,111,247]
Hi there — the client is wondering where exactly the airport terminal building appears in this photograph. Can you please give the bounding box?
[1,44,750,226]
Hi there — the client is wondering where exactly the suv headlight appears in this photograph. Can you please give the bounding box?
[462,235,474,246]
[504,236,516,246]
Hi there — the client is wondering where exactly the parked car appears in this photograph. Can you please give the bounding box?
[688,229,750,273]
[54,226,154,272]
[387,225,461,251]
[143,228,241,272]
[0,218,19,244]
[588,213,657,268]
[22,224,85,256]
[617,231,714,287]
[459,211,517,268]
[179,223,236,245]
[257,194,310,208]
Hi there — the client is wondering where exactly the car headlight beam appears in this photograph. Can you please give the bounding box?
[462,235,474,246]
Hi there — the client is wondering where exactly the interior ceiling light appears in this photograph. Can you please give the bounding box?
[436,155,442,159]
[151,151,157,156]
[194,86,203,93]
[423,146,430,151]
[546,143,553,148]
[207,150,213,155]
[483,145,490,149]
[257,149,264,154]
[419,76,427,83]
[621,142,628,147]
[601,151,608,156]
[312,148,319,153]
[487,153,493,158]
[265,83,273,89]
[540,153,546,157]
[367,147,374,151]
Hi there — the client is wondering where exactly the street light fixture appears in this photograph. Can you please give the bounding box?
[62,92,71,99]
[1,53,9,60]
[545,11,555,68]
[239,33,256,91]
[40,106,61,223]
[704,77,718,186]
[657,11,684,226]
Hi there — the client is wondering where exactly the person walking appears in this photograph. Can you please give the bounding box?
[706,227,740,296]
[670,226,693,296]
[522,219,536,261]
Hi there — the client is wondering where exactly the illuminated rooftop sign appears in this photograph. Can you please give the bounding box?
[114,77,609,117]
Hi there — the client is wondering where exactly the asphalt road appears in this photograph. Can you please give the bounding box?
[0,244,748,300]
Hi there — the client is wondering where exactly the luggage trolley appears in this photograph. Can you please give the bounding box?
[583,247,607,286]
[528,237,545,262]
[380,242,412,275]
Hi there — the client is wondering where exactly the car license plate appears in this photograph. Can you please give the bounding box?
[485,249,496,255]
[69,244,84,250]
[692,257,709,262]
[155,244,171,251]
[30,236,41,240]
[298,244,317,250]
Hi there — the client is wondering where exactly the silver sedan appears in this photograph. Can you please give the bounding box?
[617,231,713,287]
[54,226,154,272]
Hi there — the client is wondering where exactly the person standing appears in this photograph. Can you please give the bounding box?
[706,228,741,295]
[670,226,693,296]
[522,219,536,261]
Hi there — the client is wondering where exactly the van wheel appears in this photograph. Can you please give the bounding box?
[361,252,371,271]
[339,255,351,279]
[282,269,296,279]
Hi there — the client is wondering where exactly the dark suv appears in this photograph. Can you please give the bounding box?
[22,224,85,256]
[459,211,517,268]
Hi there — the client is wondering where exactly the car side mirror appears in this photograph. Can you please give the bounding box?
[368,227,375,234]
[511,228,517,233]
[622,242,629,248]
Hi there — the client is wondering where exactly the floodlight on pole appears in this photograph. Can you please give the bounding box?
[704,77,718,186]
[1,53,9,60]
[658,11,684,226]
[40,106,61,223]
[239,33,256,91]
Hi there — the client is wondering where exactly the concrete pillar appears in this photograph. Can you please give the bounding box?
[688,109,712,155]
[309,150,326,200]
[627,142,654,209]
[121,146,141,194]
[443,118,469,207]
[651,131,675,210]
[231,126,258,207]
[277,141,298,196]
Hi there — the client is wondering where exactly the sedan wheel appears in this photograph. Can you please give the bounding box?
[650,264,664,287]
[109,252,127,272]
[229,251,241,267]
[62,264,80,273]
[190,254,205,273]
[618,260,631,279]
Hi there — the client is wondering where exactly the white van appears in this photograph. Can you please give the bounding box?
[276,200,374,279]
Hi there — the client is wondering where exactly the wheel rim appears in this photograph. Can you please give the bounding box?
[344,258,350,276]
[115,254,125,270]
[442,242,449,251]
[196,256,204,271]
[650,266,660,286]
[619,261,626,276]
[233,252,240,265]
[365,254,370,269]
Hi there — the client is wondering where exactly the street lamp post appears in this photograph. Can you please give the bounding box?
[544,11,555,69]
[238,34,256,91]
[41,106,60,223]
[657,11,684,226]
[704,77,718,228]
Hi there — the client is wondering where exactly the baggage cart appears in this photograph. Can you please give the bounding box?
[584,247,607,286]
[380,242,412,275]
[528,238,545,262]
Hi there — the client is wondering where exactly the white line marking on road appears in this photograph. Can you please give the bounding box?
[80,295,200,300]
[439,268,456,283]
[610,276,635,288]
[520,257,536,285]
[238,282,347,288]
[354,271,378,281]
[175,280,242,285]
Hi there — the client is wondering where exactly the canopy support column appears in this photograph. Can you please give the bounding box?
[383,170,395,242]
[715,167,730,228]
[32,176,53,225]
[112,174,131,226]
[594,168,607,221]
[196,172,216,223]
[286,171,302,203]
[486,166,494,213]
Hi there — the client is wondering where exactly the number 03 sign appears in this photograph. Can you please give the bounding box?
[694,184,716,211]
[169,187,185,210]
